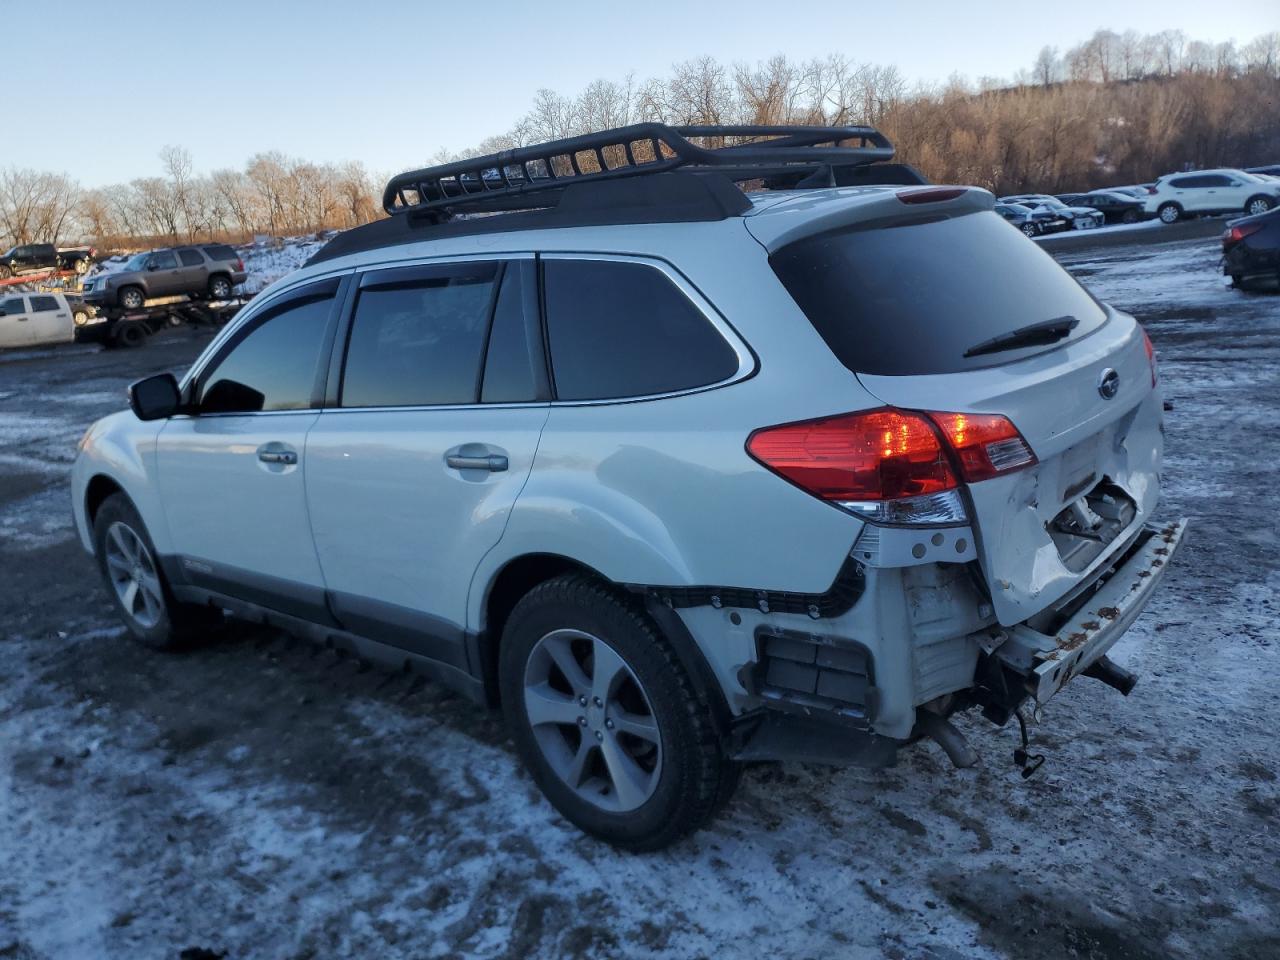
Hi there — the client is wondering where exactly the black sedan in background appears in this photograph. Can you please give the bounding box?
[995,202,1070,237]
[1058,190,1148,224]
[1223,206,1280,289]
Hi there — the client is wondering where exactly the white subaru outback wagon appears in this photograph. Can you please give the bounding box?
[72,125,1187,849]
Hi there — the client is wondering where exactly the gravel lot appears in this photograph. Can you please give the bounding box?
[1,236,1277,960]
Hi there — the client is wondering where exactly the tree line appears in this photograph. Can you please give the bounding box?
[2,28,1278,250]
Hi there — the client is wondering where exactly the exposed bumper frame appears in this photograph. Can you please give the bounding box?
[1002,517,1188,704]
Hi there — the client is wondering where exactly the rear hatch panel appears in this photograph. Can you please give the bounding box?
[857,314,1162,625]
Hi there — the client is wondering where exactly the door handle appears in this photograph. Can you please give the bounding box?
[446,454,508,472]
[258,449,297,465]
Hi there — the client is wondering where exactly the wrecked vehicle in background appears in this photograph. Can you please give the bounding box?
[71,123,1187,849]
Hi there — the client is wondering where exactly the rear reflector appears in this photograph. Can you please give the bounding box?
[896,187,967,204]
[926,412,1037,482]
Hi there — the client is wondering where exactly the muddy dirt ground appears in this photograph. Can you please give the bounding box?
[1,237,1278,959]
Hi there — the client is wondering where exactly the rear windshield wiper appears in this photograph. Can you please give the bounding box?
[963,315,1079,359]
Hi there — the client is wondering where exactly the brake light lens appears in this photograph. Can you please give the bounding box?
[746,408,1037,526]
[1139,325,1157,386]
[896,187,967,204]
[1224,222,1262,247]
[926,412,1037,482]
[236,258,245,271]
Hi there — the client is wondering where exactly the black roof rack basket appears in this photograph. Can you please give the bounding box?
[383,123,897,218]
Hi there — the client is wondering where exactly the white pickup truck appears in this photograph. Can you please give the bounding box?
[0,292,80,349]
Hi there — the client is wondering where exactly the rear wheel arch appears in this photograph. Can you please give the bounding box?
[1244,194,1274,215]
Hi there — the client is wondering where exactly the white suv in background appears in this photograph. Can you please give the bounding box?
[70,124,1187,850]
[1145,168,1280,223]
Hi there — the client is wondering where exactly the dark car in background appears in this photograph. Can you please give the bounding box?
[995,202,1070,237]
[999,194,1105,229]
[1062,190,1148,224]
[82,243,247,310]
[1223,206,1280,288]
[0,242,97,279]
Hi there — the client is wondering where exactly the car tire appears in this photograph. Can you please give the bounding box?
[208,275,233,300]
[92,493,222,650]
[499,573,735,850]
[1021,222,1039,238]
[1157,203,1182,224]
[1121,209,1140,224]
[119,286,145,310]
[73,310,89,325]
[114,322,147,348]
[1244,195,1274,217]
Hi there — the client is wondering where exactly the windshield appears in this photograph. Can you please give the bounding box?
[769,210,1108,375]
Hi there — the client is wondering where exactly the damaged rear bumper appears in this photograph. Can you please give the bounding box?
[995,517,1189,704]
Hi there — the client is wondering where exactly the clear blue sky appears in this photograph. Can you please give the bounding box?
[9,0,1277,186]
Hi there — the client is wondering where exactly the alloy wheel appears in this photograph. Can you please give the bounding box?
[104,521,165,629]
[523,628,663,813]
[1247,198,1272,216]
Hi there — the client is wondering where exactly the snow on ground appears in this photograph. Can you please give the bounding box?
[0,235,1278,960]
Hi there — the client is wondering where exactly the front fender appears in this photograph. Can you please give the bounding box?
[72,411,166,555]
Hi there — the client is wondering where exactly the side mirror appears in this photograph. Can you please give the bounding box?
[129,373,181,421]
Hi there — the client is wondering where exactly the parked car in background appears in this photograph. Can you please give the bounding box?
[1000,194,1105,230]
[1246,164,1280,178]
[994,202,1069,236]
[1222,206,1280,288]
[81,243,247,310]
[0,243,97,279]
[1144,169,1280,224]
[63,293,98,326]
[0,291,76,348]
[1065,190,1148,225]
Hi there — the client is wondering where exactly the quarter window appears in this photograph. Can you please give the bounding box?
[542,259,739,401]
[341,266,498,407]
[197,290,335,413]
[178,249,204,267]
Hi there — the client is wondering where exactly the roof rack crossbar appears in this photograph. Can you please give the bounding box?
[383,123,896,217]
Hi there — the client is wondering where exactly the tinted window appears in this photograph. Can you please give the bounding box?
[482,263,541,403]
[150,251,177,269]
[0,297,25,315]
[1168,175,1203,189]
[203,244,238,262]
[178,249,204,266]
[198,293,334,413]
[543,259,738,401]
[770,210,1107,376]
[341,270,497,407]
[30,295,58,312]
[1201,175,1232,187]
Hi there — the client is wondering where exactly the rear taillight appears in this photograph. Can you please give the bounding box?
[1224,222,1263,247]
[926,412,1037,482]
[236,258,245,271]
[1146,186,1158,195]
[746,408,1037,526]
[1139,325,1157,387]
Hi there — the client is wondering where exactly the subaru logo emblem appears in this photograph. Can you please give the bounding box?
[1098,368,1120,400]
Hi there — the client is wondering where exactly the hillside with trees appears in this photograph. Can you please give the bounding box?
[2,28,1277,250]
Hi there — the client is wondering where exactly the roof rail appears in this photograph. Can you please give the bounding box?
[383,123,896,218]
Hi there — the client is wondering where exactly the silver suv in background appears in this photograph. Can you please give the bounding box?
[71,125,1186,850]
[82,243,247,310]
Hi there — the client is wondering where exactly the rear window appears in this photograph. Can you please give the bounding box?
[202,244,239,262]
[769,210,1107,375]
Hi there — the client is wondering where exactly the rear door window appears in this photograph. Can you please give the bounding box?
[542,258,739,401]
[178,249,204,267]
[29,295,58,312]
[340,263,499,407]
[769,210,1107,375]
